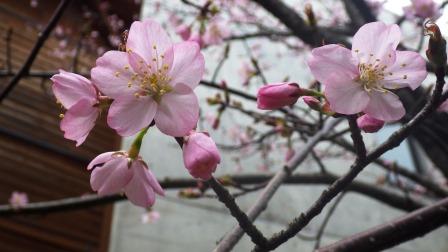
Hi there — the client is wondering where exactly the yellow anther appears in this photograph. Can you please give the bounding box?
[59,113,64,119]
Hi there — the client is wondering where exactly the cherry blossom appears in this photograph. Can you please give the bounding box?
[88,151,164,208]
[91,19,204,137]
[308,21,427,121]
[51,70,100,146]
[183,131,221,180]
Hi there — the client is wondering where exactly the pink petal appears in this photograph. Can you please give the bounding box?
[155,84,199,137]
[51,70,96,108]
[382,51,427,90]
[352,22,400,65]
[363,91,405,121]
[107,95,158,136]
[90,157,133,195]
[308,44,358,84]
[91,51,139,98]
[124,162,159,207]
[324,73,370,115]
[140,162,165,196]
[60,99,99,147]
[87,152,115,170]
[165,42,205,89]
[126,19,172,65]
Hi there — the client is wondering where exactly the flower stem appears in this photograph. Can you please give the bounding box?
[128,127,149,159]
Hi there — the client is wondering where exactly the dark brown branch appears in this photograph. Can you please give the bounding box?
[0,173,425,217]
[0,0,73,103]
[208,177,268,247]
[317,197,448,252]
[347,116,366,159]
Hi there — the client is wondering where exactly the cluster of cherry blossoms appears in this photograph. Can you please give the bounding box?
[51,19,221,208]
[257,21,428,133]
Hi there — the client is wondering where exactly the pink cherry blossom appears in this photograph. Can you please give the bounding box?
[403,0,441,20]
[9,191,28,208]
[88,151,164,208]
[51,70,99,146]
[91,19,205,137]
[308,21,427,122]
[357,114,385,133]
[257,82,302,110]
[183,131,221,180]
[203,20,231,45]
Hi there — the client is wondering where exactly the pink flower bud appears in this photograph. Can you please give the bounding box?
[175,24,191,41]
[356,114,385,133]
[183,132,221,180]
[257,82,301,110]
[302,96,320,110]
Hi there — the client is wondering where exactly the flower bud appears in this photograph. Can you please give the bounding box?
[356,114,384,133]
[425,21,447,68]
[302,96,320,110]
[175,24,191,40]
[257,82,301,110]
[183,131,221,180]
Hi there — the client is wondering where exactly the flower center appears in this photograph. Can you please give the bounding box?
[121,45,173,103]
[357,63,387,92]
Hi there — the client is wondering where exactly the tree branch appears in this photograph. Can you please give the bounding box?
[214,118,343,252]
[317,197,448,252]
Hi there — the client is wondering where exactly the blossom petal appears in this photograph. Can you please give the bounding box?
[51,70,96,108]
[141,162,165,196]
[155,84,199,137]
[308,44,358,84]
[91,51,139,98]
[165,42,205,89]
[126,19,172,65]
[352,22,400,65]
[324,73,370,115]
[60,99,99,147]
[91,157,133,195]
[124,162,159,207]
[382,51,427,90]
[107,95,157,137]
[363,91,405,121]
[87,152,115,170]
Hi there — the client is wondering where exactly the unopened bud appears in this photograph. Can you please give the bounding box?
[357,114,384,133]
[425,21,447,68]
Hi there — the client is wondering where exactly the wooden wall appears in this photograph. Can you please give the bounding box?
[0,1,127,251]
